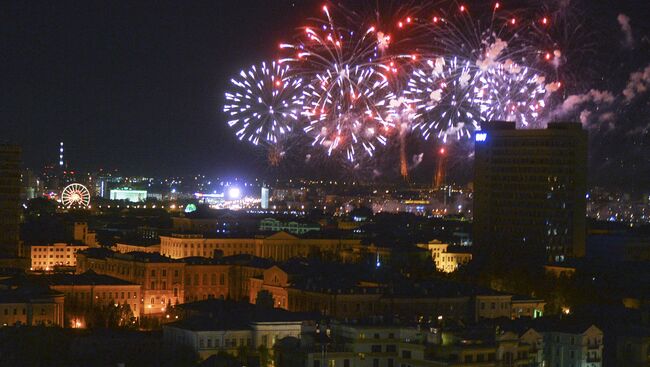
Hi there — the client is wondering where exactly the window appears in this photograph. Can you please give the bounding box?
[401,351,411,359]
[387,359,393,367]
[313,360,321,367]
[386,345,397,353]
[203,274,208,285]
[344,359,350,367]
[150,297,155,304]
[371,345,382,353]
[162,269,166,277]
[464,355,473,363]
[174,270,179,277]
[211,274,217,285]
[219,274,225,285]
[151,270,156,277]
[373,359,379,367]
[151,281,155,290]
[194,274,199,285]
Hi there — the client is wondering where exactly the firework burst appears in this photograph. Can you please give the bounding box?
[405,56,483,142]
[223,61,303,165]
[280,5,397,162]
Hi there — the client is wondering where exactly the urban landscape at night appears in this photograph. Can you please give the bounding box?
[2,0,650,366]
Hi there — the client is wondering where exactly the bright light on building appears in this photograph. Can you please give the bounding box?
[110,189,148,202]
[475,132,487,142]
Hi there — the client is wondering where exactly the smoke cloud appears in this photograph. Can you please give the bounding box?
[623,64,650,102]
[617,14,634,49]
[554,89,615,118]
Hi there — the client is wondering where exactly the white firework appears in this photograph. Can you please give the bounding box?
[223,61,303,146]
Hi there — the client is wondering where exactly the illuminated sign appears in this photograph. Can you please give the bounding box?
[475,132,487,142]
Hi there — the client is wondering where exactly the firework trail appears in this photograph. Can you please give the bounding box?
[223,61,303,166]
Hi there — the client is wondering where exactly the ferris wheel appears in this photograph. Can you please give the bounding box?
[61,183,91,208]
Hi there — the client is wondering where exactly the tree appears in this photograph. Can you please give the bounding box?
[255,290,275,309]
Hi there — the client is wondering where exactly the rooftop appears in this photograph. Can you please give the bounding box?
[168,299,316,331]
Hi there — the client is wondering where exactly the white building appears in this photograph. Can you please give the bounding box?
[542,324,603,367]
[162,300,311,360]
[110,189,148,202]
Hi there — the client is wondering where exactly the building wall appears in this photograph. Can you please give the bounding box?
[76,253,185,315]
[475,295,513,320]
[160,235,256,259]
[510,300,545,319]
[163,321,304,361]
[160,233,360,262]
[0,296,64,327]
[183,264,230,302]
[114,243,160,254]
[31,243,88,270]
[542,326,603,367]
[52,283,142,319]
[616,335,650,367]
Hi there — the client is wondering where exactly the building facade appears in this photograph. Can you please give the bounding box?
[160,232,360,261]
[542,324,603,367]
[76,249,185,315]
[0,144,21,258]
[44,271,143,321]
[474,122,587,264]
[418,241,472,273]
[0,286,65,327]
[30,243,88,271]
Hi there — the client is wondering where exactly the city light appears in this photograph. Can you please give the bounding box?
[228,187,241,199]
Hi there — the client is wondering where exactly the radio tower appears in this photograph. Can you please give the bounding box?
[59,142,64,169]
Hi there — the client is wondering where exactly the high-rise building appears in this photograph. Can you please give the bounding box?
[0,144,21,258]
[473,122,587,265]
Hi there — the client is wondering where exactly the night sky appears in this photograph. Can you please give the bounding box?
[2,1,649,188]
